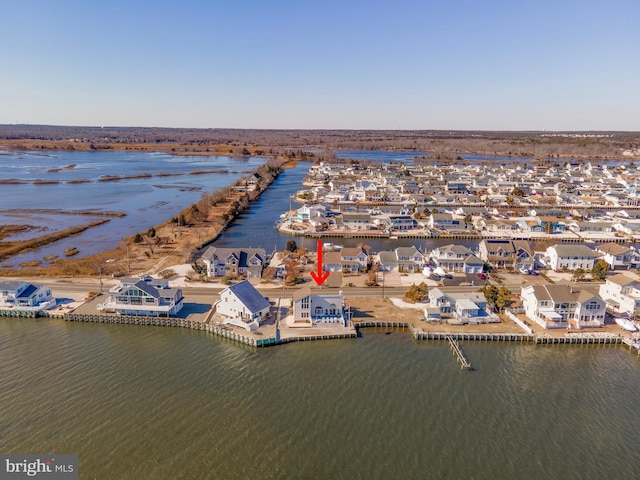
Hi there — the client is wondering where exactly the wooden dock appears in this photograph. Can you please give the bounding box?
[447,335,472,370]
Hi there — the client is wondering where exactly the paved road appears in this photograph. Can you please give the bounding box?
[9,275,530,302]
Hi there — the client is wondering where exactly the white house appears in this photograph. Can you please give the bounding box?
[296,204,329,223]
[544,244,596,271]
[384,215,416,232]
[521,284,605,329]
[477,239,534,271]
[98,276,184,316]
[428,287,498,324]
[292,288,347,327]
[0,281,55,311]
[336,212,372,230]
[376,246,427,272]
[215,280,271,332]
[428,213,465,230]
[598,272,640,316]
[430,244,482,273]
[593,243,636,270]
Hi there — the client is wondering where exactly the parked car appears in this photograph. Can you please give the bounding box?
[528,270,538,276]
[477,273,487,279]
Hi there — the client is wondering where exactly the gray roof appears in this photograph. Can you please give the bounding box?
[134,280,160,298]
[228,280,270,313]
[396,246,422,257]
[529,284,601,303]
[439,244,474,255]
[550,244,595,257]
[378,251,399,264]
[595,243,632,255]
[201,247,266,268]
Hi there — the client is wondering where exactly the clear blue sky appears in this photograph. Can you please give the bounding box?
[2,0,639,130]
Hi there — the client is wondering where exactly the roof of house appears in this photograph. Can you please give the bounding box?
[377,251,398,264]
[464,254,484,265]
[293,286,311,302]
[135,279,161,298]
[548,244,596,257]
[528,284,602,304]
[437,244,474,255]
[341,247,367,257]
[595,243,633,255]
[16,284,38,298]
[201,247,266,267]
[227,280,270,313]
[396,246,422,257]
[323,251,342,265]
[606,272,640,287]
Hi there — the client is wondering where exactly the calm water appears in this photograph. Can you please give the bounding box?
[1,319,639,479]
[0,150,265,265]
[212,161,477,253]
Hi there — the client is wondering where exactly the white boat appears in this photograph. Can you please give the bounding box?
[434,267,446,277]
[422,267,432,278]
[615,318,638,332]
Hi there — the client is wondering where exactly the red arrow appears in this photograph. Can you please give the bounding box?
[310,239,330,286]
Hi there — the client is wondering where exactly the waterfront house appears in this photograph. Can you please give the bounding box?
[428,213,465,231]
[384,215,417,232]
[430,244,480,273]
[0,281,55,311]
[377,250,399,271]
[613,222,640,236]
[395,246,427,272]
[296,204,329,223]
[215,280,271,332]
[200,247,266,278]
[322,247,369,273]
[598,272,640,316]
[477,239,534,271]
[428,287,498,325]
[568,221,614,233]
[340,247,369,272]
[97,276,183,316]
[544,244,596,271]
[335,212,372,230]
[376,246,426,272]
[593,243,636,270]
[521,284,605,329]
[292,288,347,327]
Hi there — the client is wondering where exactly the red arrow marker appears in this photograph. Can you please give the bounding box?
[310,239,330,286]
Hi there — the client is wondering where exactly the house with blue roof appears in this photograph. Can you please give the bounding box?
[215,280,271,332]
[0,281,55,311]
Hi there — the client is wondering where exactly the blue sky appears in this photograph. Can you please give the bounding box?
[2,0,639,130]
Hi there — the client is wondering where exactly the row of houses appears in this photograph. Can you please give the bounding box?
[7,271,640,333]
[428,277,640,330]
[287,158,640,239]
[305,159,640,210]
[194,240,640,284]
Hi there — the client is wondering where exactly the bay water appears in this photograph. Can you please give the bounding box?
[1,319,639,479]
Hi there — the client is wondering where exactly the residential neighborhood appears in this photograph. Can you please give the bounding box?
[277,159,640,245]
